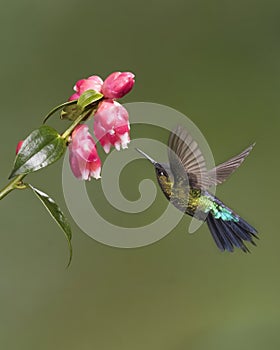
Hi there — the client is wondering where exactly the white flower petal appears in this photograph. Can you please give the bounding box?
[91,167,101,180]
[120,132,130,149]
[103,143,111,154]
[114,142,121,151]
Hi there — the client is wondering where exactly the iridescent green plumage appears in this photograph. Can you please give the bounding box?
[136,125,258,252]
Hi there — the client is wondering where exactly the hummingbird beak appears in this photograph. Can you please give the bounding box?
[135,148,157,165]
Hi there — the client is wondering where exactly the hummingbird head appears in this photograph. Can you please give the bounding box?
[135,148,173,198]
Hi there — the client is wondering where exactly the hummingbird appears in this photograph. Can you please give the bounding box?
[136,125,258,252]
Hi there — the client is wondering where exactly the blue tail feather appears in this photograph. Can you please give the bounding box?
[206,212,258,253]
[206,215,225,251]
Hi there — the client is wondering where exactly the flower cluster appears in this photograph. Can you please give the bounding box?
[68,71,135,180]
[16,71,135,181]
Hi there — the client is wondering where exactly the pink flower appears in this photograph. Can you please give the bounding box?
[102,72,135,99]
[69,75,103,101]
[69,125,101,180]
[16,140,24,155]
[94,100,130,154]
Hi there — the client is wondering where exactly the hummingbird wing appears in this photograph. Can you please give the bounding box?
[168,125,209,188]
[206,143,255,186]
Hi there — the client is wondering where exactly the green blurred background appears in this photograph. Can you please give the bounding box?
[0,0,279,349]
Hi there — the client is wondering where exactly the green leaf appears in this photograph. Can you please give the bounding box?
[28,184,73,267]
[60,103,83,121]
[43,100,77,123]
[9,125,66,179]
[77,89,103,110]
[60,90,103,121]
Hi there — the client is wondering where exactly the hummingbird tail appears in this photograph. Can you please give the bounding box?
[206,211,258,253]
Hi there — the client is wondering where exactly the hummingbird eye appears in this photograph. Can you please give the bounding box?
[157,168,168,177]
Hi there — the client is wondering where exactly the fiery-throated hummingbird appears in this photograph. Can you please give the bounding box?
[136,125,258,252]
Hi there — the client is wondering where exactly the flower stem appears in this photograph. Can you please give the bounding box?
[0,174,25,200]
[61,109,92,140]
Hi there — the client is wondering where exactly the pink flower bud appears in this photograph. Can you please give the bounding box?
[94,100,130,154]
[68,93,80,101]
[16,140,24,155]
[69,125,101,180]
[69,75,103,101]
[102,72,135,99]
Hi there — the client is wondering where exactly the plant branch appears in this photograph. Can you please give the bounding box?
[0,174,25,200]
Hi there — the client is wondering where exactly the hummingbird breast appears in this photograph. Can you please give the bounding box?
[156,172,216,221]
[171,186,205,218]
[163,179,215,221]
